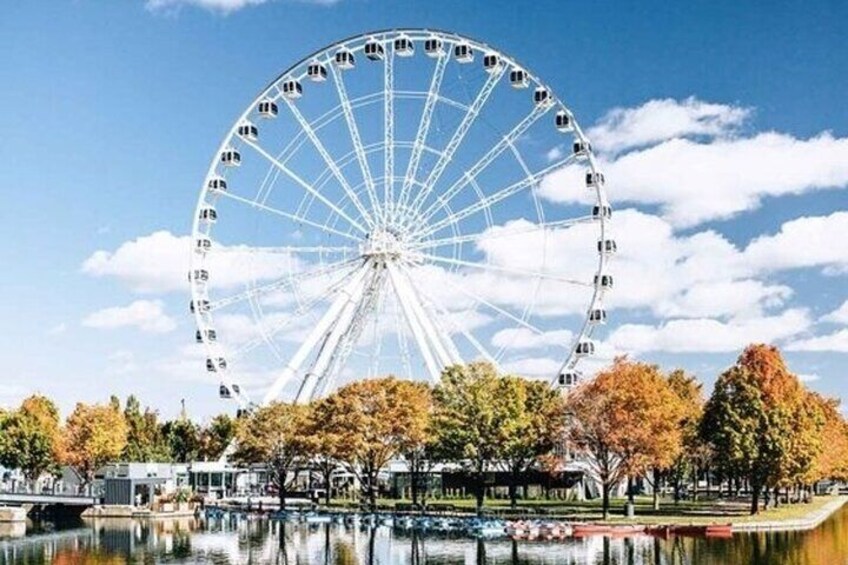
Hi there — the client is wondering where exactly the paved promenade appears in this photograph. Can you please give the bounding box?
[733,496,848,532]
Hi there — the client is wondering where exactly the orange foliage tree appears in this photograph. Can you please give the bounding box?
[59,402,128,492]
[566,357,683,519]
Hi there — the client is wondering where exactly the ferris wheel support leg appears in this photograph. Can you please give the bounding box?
[397,263,461,367]
[261,262,370,405]
[295,266,374,403]
[387,263,448,381]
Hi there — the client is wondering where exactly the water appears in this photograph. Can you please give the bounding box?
[2,507,848,564]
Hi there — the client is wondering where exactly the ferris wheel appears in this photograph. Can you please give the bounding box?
[189,29,613,409]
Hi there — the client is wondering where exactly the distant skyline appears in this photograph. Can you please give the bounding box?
[1,0,846,420]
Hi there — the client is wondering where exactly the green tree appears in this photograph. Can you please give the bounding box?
[162,418,201,463]
[0,395,61,486]
[497,377,566,508]
[199,414,236,461]
[122,395,170,462]
[59,402,128,492]
[231,402,311,509]
[700,344,813,514]
[432,362,516,515]
[664,370,707,505]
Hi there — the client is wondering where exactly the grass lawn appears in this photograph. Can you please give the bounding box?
[326,495,844,526]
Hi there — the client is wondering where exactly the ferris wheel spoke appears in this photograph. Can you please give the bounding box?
[279,94,376,228]
[262,261,371,405]
[416,252,592,288]
[391,294,413,380]
[240,137,369,235]
[386,262,445,382]
[329,63,383,223]
[384,47,395,217]
[396,48,449,216]
[414,151,580,239]
[217,191,361,243]
[424,266,547,336]
[209,258,358,312]
[405,265,495,365]
[213,244,357,255]
[228,264,360,362]
[408,65,507,214]
[410,215,594,251]
[417,103,553,223]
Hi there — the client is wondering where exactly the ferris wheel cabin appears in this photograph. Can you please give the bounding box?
[555,110,573,131]
[307,62,328,82]
[483,53,501,73]
[189,299,210,314]
[589,308,607,324]
[424,37,443,57]
[586,171,606,188]
[558,371,581,387]
[597,239,617,255]
[595,274,614,289]
[509,68,529,88]
[196,329,217,343]
[257,99,278,118]
[194,237,212,254]
[207,176,227,193]
[364,39,384,61]
[206,357,228,372]
[237,121,258,141]
[335,48,355,69]
[592,205,613,220]
[394,35,414,56]
[573,140,591,157]
[454,43,473,63]
[575,340,595,357]
[220,148,241,167]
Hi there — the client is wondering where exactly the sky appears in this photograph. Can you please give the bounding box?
[1,0,847,421]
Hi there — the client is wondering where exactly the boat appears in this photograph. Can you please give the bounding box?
[572,523,613,537]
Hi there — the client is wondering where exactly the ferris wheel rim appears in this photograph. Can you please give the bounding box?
[190,28,612,408]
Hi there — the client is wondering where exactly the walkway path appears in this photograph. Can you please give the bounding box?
[733,496,848,532]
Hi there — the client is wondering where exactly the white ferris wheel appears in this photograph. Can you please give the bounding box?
[189,29,614,410]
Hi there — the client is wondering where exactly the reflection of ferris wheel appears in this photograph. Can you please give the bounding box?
[189,29,613,409]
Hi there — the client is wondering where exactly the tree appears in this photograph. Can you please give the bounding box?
[122,395,170,462]
[315,377,431,512]
[199,414,236,461]
[59,402,128,492]
[162,418,201,463]
[497,377,566,508]
[700,344,812,514]
[808,394,848,485]
[231,402,311,510]
[566,357,683,519]
[664,370,706,506]
[432,362,516,515]
[302,406,344,506]
[0,395,61,486]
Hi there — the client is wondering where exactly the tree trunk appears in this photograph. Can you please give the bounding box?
[475,467,485,516]
[279,474,287,511]
[627,476,635,505]
[652,468,660,511]
[602,481,611,521]
[323,466,332,506]
[509,466,519,509]
[367,469,377,513]
[750,482,761,515]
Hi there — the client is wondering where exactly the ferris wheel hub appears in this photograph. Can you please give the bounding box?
[361,227,405,260]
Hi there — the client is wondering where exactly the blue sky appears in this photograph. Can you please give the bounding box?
[1,0,846,421]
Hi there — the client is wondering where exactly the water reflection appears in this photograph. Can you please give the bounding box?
[1,507,847,564]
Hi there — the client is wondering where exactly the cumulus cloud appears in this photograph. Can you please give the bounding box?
[744,212,848,274]
[491,328,573,351]
[823,300,848,325]
[588,97,750,154]
[786,329,848,353]
[81,230,303,294]
[541,99,848,228]
[607,308,812,354]
[83,300,178,333]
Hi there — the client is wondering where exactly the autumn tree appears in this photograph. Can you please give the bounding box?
[566,358,683,519]
[808,394,848,485]
[59,402,128,492]
[315,377,431,512]
[700,344,816,514]
[432,362,518,515]
[497,377,566,508]
[231,402,311,510]
[302,405,344,506]
[0,395,61,486]
[199,414,236,461]
[121,395,170,462]
[664,370,707,506]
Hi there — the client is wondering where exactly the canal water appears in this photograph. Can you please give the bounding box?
[2,506,848,564]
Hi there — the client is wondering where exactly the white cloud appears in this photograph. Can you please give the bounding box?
[545,145,566,162]
[824,300,848,325]
[83,300,178,333]
[744,212,848,274]
[588,97,750,154]
[106,350,139,375]
[46,323,67,336]
[81,230,303,294]
[145,0,338,14]
[541,99,848,228]
[607,308,812,354]
[501,356,562,377]
[491,328,573,351]
[798,373,821,383]
[786,329,848,353]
